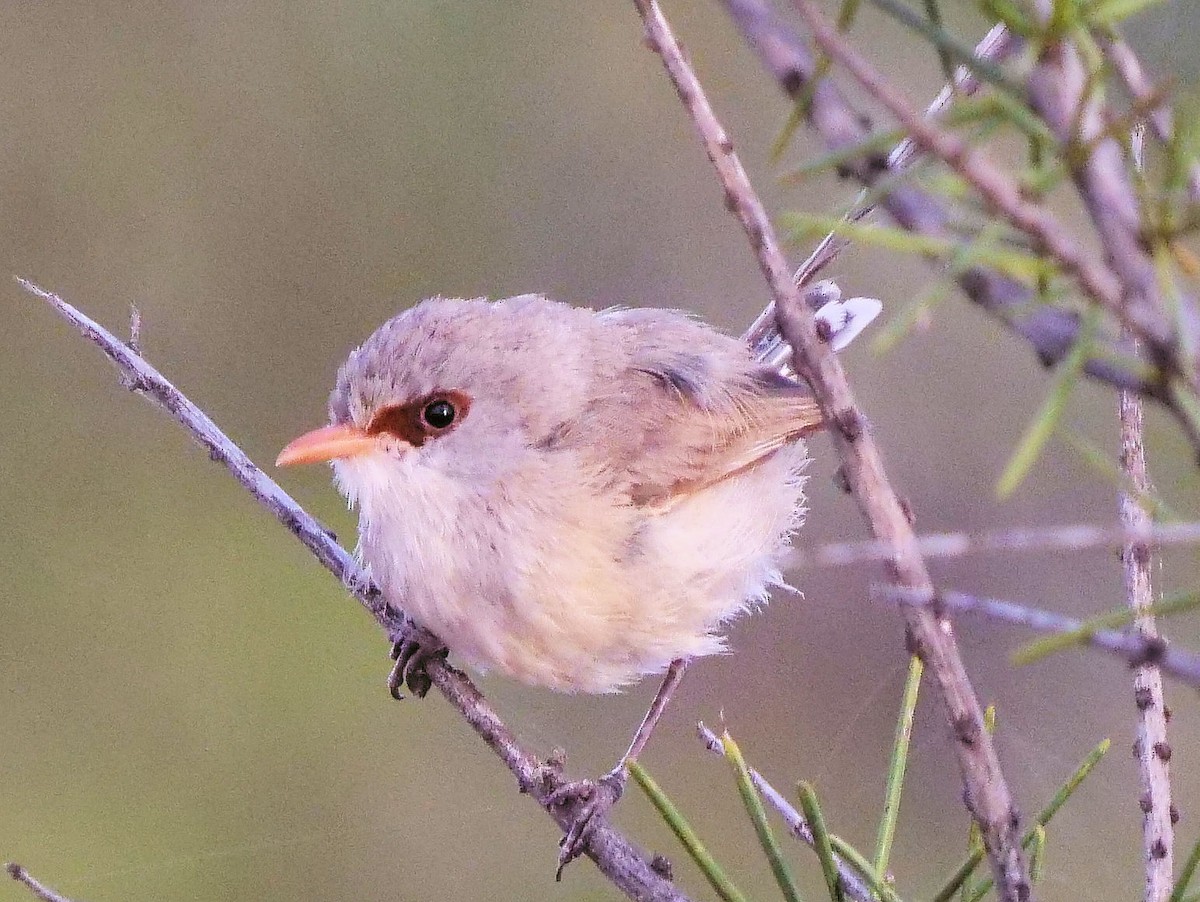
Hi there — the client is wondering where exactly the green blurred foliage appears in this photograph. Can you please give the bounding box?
[2,2,1200,900]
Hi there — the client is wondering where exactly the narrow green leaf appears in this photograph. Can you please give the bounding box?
[798,781,843,902]
[995,309,1100,498]
[867,0,1022,97]
[1012,589,1200,666]
[771,102,809,165]
[628,761,749,902]
[782,213,1052,280]
[920,0,956,85]
[826,836,905,902]
[780,126,909,184]
[964,740,1111,902]
[874,656,923,878]
[1028,825,1047,883]
[933,739,1110,902]
[723,732,803,902]
[979,0,1037,37]
[1056,427,1180,520]
[1172,835,1200,902]
[1088,0,1168,25]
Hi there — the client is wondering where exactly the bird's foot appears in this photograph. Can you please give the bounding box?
[387,631,448,700]
[547,767,628,879]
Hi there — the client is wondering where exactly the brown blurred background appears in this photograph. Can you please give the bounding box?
[3,2,1200,900]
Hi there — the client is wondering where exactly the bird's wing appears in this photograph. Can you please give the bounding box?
[560,310,825,509]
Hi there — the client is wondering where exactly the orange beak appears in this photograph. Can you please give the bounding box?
[275,424,379,467]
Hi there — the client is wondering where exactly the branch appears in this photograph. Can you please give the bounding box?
[631,3,1030,900]
[877,585,1200,687]
[1097,33,1200,206]
[1119,257,1174,895]
[720,0,1200,453]
[791,520,1200,569]
[15,278,690,902]
[694,725,886,902]
[6,865,78,902]
[1025,1,1200,367]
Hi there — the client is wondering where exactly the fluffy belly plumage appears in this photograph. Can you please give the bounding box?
[337,441,808,693]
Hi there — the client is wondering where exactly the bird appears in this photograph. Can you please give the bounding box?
[275,291,878,873]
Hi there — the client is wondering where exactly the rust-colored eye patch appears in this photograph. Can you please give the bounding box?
[367,390,472,447]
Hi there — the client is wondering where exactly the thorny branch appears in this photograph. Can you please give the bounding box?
[877,585,1200,687]
[720,0,1200,453]
[632,2,1030,900]
[15,279,690,902]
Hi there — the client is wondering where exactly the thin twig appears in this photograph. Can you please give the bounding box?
[876,585,1200,686]
[695,725,884,902]
[6,864,79,902]
[14,278,690,902]
[632,3,1030,899]
[791,519,1200,569]
[1123,121,1174,902]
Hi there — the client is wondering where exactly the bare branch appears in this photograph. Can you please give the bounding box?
[791,520,1200,569]
[15,278,690,902]
[6,864,79,902]
[694,724,882,902]
[877,586,1200,687]
[1119,317,1174,894]
[630,3,1030,899]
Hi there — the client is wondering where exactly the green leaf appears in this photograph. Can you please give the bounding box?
[782,213,1052,281]
[1171,835,1200,902]
[1012,589,1200,666]
[723,732,804,902]
[995,308,1100,498]
[867,0,1021,98]
[798,781,843,902]
[1029,824,1047,883]
[628,761,750,902]
[1088,0,1169,25]
[873,656,923,878]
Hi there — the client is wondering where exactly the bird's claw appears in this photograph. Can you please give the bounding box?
[387,633,447,700]
[549,769,627,880]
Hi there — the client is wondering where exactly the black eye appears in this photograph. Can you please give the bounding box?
[422,399,456,429]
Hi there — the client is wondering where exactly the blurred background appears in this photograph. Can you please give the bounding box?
[3,2,1200,900]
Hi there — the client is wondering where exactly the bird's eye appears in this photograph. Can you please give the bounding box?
[422,399,456,429]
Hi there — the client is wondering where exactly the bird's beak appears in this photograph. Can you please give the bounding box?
[275,424,378,467]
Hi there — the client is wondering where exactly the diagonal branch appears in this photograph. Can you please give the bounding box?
[14,278,690,902]
[631,2,1030,900]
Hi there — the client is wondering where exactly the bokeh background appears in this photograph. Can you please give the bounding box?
[3,2,1200,900]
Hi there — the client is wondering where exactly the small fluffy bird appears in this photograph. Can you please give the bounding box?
[276,292,877,868]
